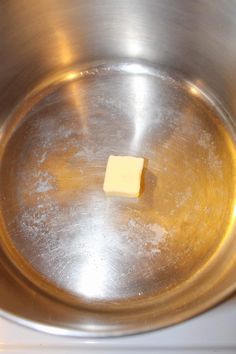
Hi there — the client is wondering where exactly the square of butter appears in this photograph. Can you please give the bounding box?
[103,155,144,197]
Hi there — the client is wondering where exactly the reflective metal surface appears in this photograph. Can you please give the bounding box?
[0,0,236,337]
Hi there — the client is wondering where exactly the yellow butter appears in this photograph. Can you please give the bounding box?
[103,155,144,197]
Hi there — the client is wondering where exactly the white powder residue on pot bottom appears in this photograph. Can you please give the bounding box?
[120,218,169,257]
[34,171,55,193]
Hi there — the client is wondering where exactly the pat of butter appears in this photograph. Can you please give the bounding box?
[103,155,144,197]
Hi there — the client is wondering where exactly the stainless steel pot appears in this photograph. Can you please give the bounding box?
[0,0,236,337]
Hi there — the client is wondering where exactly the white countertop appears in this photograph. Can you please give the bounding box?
[0,294,235,354]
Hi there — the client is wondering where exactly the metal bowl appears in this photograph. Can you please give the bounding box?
[0,0,236,337]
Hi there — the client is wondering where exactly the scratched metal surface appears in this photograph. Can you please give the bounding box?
[0,62,236,336]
